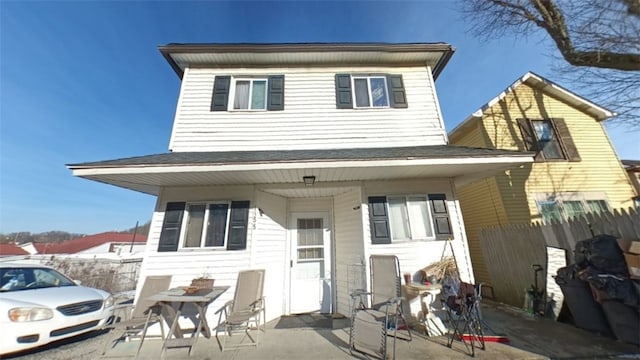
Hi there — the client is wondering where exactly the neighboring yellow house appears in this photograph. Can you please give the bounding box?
[448,72,638,285]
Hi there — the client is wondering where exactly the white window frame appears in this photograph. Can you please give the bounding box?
[535,192,610,222]
[228,77,268,111]
[386,195,436,242]
[351,75,389,109]
[178,201,232,249]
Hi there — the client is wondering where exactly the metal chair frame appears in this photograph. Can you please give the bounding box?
[443,282,486,357]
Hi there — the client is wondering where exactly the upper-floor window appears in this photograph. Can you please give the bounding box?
[232,78,267,110]
[353,76,389,108]
[211,75,284,112]
[517,118,580,162]
[368,194,451,244]
[535,193,610,223]
[335,74,408,109]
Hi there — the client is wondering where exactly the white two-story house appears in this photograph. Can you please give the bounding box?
[69,43,532,322]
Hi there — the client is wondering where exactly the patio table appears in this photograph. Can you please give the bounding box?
[147,286,229,357]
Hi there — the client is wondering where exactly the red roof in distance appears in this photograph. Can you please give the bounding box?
[33,232,147,254]
[0,243,30,255]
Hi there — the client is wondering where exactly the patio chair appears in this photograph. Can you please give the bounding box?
[349,255,412,360]
[102,275,172,358]
[442,281,485,357]
[215,269,266,351]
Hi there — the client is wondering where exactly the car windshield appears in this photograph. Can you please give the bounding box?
[0,267,76,292]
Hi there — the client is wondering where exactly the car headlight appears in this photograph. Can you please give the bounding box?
[103,295,114,309]
[9,307,54,322]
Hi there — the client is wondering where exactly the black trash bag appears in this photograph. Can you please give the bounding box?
[555,264,581,286]
[573,234,627,274]
[577,266,639,307]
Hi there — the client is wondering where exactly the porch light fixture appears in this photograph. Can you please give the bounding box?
[303,176,316,186]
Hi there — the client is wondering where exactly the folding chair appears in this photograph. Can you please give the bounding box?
[442,282,485,357]
[349,255,412,360]
[215,269,266,351]
[102,275,172,358]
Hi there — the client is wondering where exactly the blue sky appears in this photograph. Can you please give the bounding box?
[1,1,637,234]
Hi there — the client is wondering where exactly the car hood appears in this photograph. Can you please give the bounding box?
[0,286,108,307]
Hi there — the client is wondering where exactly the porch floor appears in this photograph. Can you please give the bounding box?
[100,301,639,359]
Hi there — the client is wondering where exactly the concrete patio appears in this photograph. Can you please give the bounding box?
[100,301,639,360]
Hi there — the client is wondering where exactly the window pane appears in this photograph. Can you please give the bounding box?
[205,204,228,247]
[297,218,323,246]
[354,78,370,107]
[370,77,388,107]
[388,197,409,240]
[563,201,586,220]
[184,204,205,247]
[537,200,562,223]
[532,120,564,159]
[234,81,250,109]
[407,197,433,239]
[251,80,266,109]
[587,200,609,214]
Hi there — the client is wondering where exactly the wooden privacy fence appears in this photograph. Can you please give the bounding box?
[479,207,640,307]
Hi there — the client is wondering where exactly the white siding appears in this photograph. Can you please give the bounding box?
[252,190,288,321]
[333,188,365,316]
[170,66,447,151]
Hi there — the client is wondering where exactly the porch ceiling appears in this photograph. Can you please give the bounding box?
[68,146,533,196]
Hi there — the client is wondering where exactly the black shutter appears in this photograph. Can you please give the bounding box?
[211,76,231,111]
[227,201,250,250]
[387,74,408,108]
[335,74,353,109]
[429,194,452,240]
[517,118,543,161]
[368,196,391,244]
[552,118,581,162]
[157,202,185,252]
[267,75,285,111]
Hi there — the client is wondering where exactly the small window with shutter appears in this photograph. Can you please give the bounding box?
[517,118,580,162]
[367,194,450,244]
[211,75,284,112]
[335,74,408,109]
[157,200,250,251]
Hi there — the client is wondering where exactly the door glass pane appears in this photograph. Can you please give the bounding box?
[407,196,433,238]
[354,78,370,107]
[205,204,228,247]
[297,218,323,246]
[388,197,409,240]
[251,80,266,109]
[563,201,586,220]
[234,81,250,109]
[370,77,388,107]
[184,204,205,247]
[537,200,562,223]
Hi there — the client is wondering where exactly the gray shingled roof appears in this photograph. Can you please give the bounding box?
[68,145,532,168]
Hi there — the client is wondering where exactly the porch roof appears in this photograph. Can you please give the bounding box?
[67,145,534,195]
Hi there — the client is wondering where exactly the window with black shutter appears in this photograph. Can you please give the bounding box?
[368,194,450,244]
[335,74,407,109]
[211,75,284,111]
[156,200,250,251]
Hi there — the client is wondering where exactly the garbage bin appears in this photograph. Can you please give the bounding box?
[600,300,640,345]
[555,267,612,335]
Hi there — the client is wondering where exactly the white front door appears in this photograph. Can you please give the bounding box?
[289,212,331,314]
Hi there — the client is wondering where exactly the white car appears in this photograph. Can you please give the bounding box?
[0,263,115,355]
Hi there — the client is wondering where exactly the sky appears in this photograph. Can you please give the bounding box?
[1,1,638,235]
